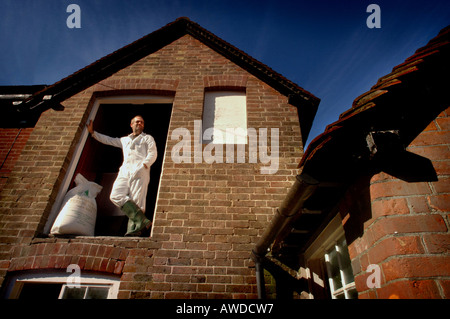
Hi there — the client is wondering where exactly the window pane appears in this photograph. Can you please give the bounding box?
[347,287,359,299]
[62,287,86,299]
[325,249,342,291]
[19,283,62,299]
[85,287,109,299]
[335,291,345,299]
[337,238,355,286]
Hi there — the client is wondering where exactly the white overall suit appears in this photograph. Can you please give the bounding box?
[92,131,157,212]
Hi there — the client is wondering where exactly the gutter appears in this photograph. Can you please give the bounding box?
[251,173,319,298]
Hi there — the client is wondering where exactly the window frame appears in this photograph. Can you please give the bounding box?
[4,271,120,299]
[202,90,247,145]
[44,95,174,236]
[324,237,357,299]
[59,284,112,299]
[303,214,357,299]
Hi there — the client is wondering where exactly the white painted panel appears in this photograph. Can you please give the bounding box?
[203,91,247,144]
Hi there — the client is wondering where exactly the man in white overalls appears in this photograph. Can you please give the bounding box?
[87,115,157,236]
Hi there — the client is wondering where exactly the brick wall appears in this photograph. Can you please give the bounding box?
[0,34,304,298]
[0,128,33,193]
[348,107,450,299]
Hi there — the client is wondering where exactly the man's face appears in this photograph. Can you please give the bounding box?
[130,116,144,135]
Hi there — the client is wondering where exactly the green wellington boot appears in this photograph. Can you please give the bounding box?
[121,201,152,237]
[126,219,137,236]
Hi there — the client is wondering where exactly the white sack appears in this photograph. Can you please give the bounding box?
[50,174,103,236]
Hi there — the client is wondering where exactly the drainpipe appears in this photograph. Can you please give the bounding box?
[255,259,266,299]
[252,173,319,298]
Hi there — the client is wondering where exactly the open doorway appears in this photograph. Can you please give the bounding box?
[71,103,172,236]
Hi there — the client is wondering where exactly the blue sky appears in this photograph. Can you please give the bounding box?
[1,0,449,145]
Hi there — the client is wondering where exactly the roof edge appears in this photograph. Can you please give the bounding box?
[15,17,319,144]
[299,24,450,170]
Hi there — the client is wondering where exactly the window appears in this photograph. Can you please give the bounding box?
[44,96,173,236]
[324,237,357,299]
[60,285,111,299]
[4,271,120,299]
[303,214,357,299]
[17,283,112,299]
[202,91,247,144]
